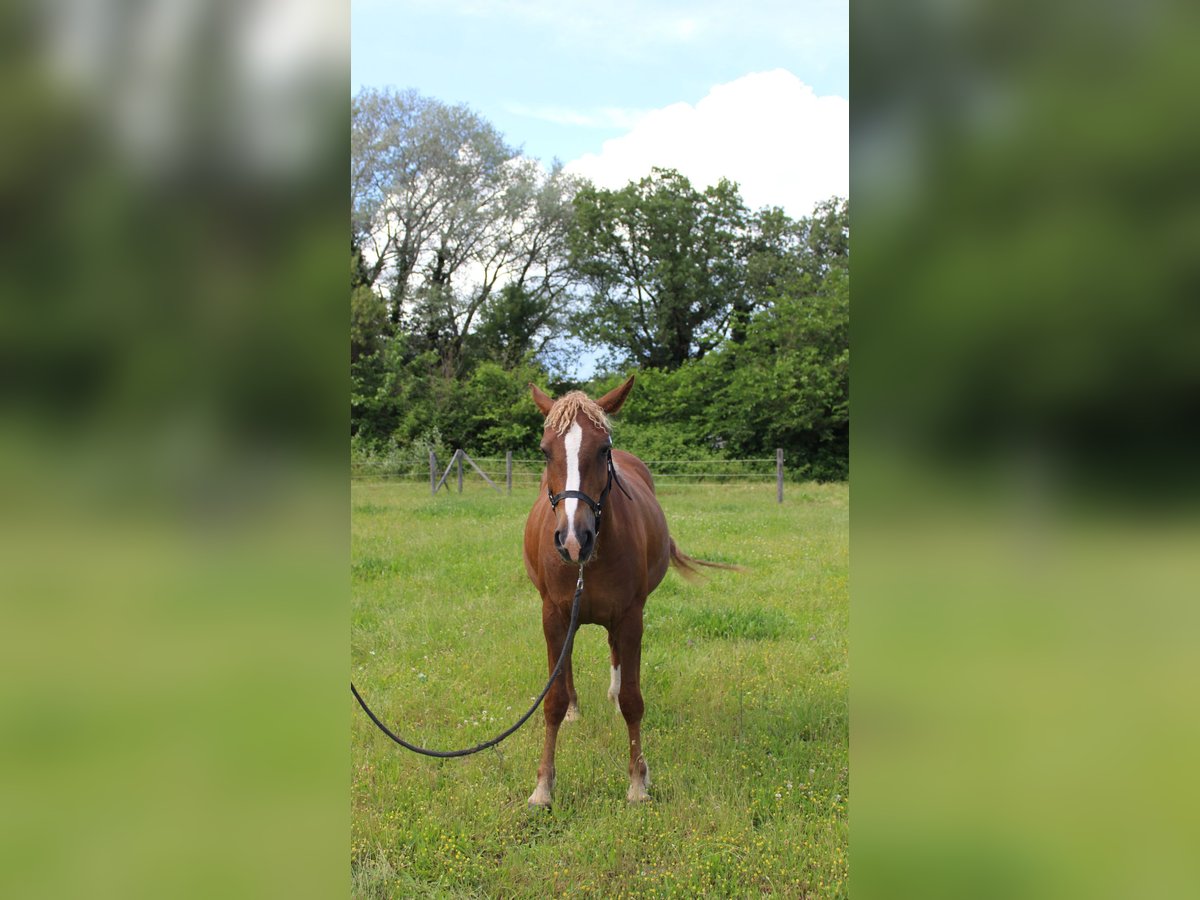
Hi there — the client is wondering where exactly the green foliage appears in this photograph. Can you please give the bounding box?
[568,168,748,370]
[350,282,388,364]
[350,428,448,479]
[612,421,714,463]
[352,350,550,460]
[582,259,849,479]
[452,361,548,457]
[466,283,556,369]
[712,266,850,480]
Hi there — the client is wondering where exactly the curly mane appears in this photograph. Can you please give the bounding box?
[545,391,611,436]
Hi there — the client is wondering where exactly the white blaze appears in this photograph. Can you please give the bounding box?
[563,422,583,545]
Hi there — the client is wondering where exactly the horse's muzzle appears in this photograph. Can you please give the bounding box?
[554,524,594,563]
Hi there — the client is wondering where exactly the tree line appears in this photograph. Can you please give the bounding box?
[351,87,848,480]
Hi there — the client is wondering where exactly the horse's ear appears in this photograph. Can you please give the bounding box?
[529,383,555,416]
[596,375,635,415]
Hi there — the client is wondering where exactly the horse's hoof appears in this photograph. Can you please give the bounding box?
[564,704,581,722]
[626,787,650,803]
[527,788,553,809]
[527,799,552,811]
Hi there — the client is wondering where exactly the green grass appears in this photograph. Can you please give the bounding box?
[351,481,848,898]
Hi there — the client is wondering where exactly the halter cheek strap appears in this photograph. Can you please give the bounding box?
[547,448,632,534]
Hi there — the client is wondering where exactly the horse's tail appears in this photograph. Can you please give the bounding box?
[669,538,745,582]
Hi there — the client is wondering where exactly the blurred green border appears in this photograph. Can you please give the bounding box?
[1,4,348,898]
[852,2,1200,898]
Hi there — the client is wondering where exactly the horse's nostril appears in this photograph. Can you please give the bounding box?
[580,529,595,556]
[553,529,564,549]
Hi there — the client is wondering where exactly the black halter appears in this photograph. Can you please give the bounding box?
[547,447,632,535]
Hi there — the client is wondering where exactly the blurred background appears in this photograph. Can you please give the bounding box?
[0,1,346,897]
[852,1,1200,898]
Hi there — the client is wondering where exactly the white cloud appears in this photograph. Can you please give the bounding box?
[563,70,848,218]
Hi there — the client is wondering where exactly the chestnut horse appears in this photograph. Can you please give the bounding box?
[523,375,730,807]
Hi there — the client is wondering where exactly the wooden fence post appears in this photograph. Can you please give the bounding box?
[457,450,464,493]
[776,448,784,504]
[430,451,437,496]
[460,451,502,494]
[433,452,458,494]
[505,451,512,495]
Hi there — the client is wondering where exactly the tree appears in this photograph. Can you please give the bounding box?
[595,196,850,479]
[464,161,582,369]
[351,245,389,365]
[740,197,848,336]
[568,168,749,370]
[468,283,554,368]
[706,199,849,478]
[351,88,580,376]
[714,266,849,478]
[793,196,849,284]
[352,89,509,304]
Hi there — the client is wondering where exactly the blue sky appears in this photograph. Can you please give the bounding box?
[352,0,848,217]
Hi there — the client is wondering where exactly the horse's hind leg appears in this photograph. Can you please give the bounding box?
[528,603,570,808]
[614,606,650,802]
[606,631,621,712]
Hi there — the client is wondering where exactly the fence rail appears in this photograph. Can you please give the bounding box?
[351,449,790,502]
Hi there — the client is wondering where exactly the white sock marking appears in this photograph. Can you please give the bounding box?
[609,664,621,712]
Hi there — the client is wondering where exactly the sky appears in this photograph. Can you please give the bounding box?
[351,0,848,219]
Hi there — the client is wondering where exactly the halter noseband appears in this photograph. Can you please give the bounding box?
[546,447,632,534]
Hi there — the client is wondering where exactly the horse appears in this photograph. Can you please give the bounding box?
[522,375,734,807]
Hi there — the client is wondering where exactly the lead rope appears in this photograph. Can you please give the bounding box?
[350,565,585,758]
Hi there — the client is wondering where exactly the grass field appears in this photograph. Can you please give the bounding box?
[351,480,848,898]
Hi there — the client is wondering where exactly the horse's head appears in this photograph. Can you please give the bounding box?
[530,376,635,564]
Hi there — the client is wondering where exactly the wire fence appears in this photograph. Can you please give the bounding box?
[487,457,778,485]
[352,449,790,500]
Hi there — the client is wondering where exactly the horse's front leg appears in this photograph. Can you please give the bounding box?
[528,600,571,808]
[563,654,580,722]
[614,604,650,803]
